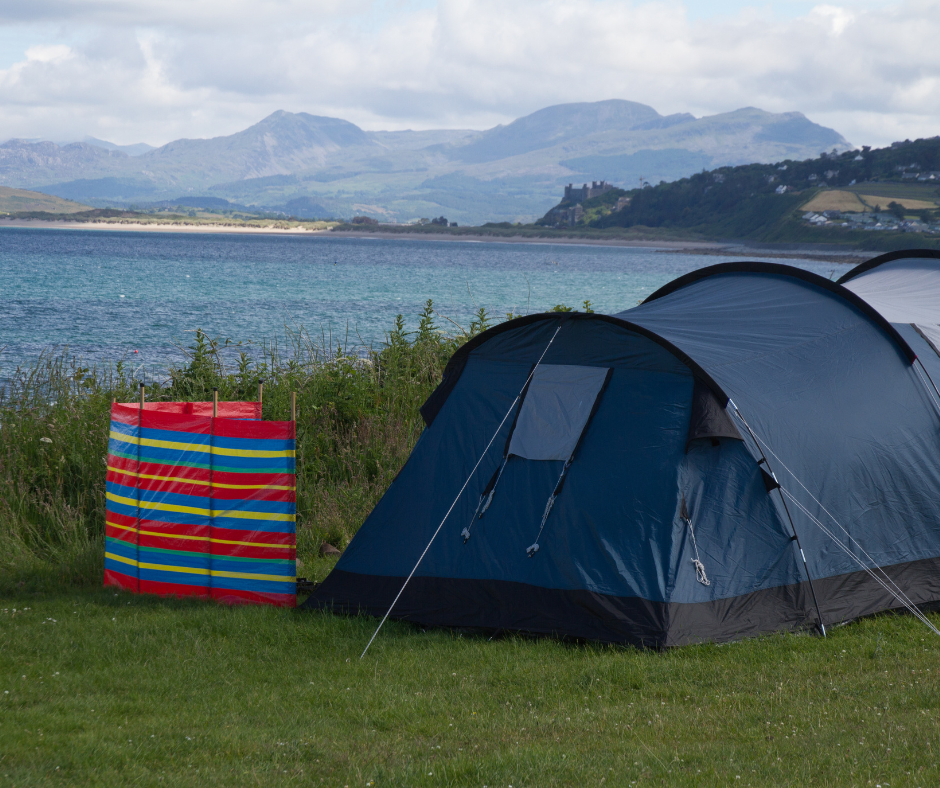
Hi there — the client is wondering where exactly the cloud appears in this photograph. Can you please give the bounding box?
[0,0,937,147]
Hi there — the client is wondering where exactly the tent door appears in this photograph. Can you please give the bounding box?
[463,364,611,546]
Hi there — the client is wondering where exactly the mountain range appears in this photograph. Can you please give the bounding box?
[0,100,849,224]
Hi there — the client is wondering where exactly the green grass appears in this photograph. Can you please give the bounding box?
[1,577,939,786]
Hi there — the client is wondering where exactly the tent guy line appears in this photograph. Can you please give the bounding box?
[359,322,565,659]
[781,489,940,639]
[740,414,940,640]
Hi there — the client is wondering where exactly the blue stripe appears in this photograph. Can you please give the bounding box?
[107,499,139,519]
[137,445,211,466]
[139,547,210,570]
[108,437,137,456]
[212,434,294,452]
[106,480,139,498]
[212,516,295,533]
[139,426,211,446]
[109,420,139,438]
[210,575,295,595]
[104,558,137,578]
[210,456,295,472]
[210,557,295,577]
[105,537,137,560]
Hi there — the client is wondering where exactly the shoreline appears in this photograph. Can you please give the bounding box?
[0,218,868,262]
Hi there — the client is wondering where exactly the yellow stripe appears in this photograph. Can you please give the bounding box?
[209,536,294,551]
[106,491,295,522]
[107,466,294,491]
[106,520,138,534]
[105,553,295,583]
[209,568,296,583]
[139,561,208,577]
[138,561,295,583]
[105,551,138,567]
[109,430,293,459]
[111,525,292,551]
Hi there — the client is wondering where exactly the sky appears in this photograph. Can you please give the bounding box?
[0,0,937,149]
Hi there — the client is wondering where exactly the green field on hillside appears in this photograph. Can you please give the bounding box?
[0,186,91,215]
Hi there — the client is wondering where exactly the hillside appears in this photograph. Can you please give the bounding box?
[579,136,940,248]
[0,100,849,224]
[0,186,91,214]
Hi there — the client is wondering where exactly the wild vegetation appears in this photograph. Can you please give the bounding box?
[0,302,500,589]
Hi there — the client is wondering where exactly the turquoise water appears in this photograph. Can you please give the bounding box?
[0,227,848,374]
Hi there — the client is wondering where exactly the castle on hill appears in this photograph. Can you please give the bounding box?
[564,181,614,203]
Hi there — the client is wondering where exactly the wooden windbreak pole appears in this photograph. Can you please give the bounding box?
[258,379,264,408]
[291,391,296,423]
[139,382,145,409]
[212,388,218,418]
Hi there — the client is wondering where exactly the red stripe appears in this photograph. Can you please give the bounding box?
[139,578,210,598]
[140,409,211,434]
[210,543,296,560]
[104,568,137,591]
[107,468,137,486]
[138,534,210,553]
[210,487,295,502]
[211,526,294,546]
[107,455,139,474]
[212,418,293,440]
[191,402,260,419]
[136,477,211,497]
[211,588,295,607]
[115,402,260,420]
[106,524,137,543]
[138,518,209,537]
[110,405,140,427]
[106,510,138,528]
[138,462,210,482]
[212,471,295,487]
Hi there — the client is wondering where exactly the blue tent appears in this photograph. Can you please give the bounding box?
[305,251,940,647]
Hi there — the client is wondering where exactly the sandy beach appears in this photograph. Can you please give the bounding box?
[0,218,868,262]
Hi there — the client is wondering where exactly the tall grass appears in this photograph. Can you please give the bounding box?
[0,300,496,590]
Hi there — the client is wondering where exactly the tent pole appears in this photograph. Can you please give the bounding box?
[728,400,827,637]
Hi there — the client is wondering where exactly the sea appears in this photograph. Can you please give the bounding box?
[0,226,852,379]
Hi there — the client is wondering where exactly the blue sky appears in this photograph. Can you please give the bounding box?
[0,0,936,147]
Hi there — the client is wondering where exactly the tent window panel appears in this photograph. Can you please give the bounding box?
[914,324,940,358]
[507,364,610,461]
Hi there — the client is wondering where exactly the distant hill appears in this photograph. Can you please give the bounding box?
[557,136,940,249]
[0,100,850,224]
[0,185,91,214]
[82,137,155,157]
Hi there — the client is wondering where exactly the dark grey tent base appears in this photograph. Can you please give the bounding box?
[305,556,940,648]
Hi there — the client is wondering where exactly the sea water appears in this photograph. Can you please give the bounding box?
[0,227,849,375]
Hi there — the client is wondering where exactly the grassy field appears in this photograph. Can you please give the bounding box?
[2,576,939,787]
[3,310,940,786]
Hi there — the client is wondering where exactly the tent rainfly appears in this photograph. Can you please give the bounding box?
[305,251,940,647]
